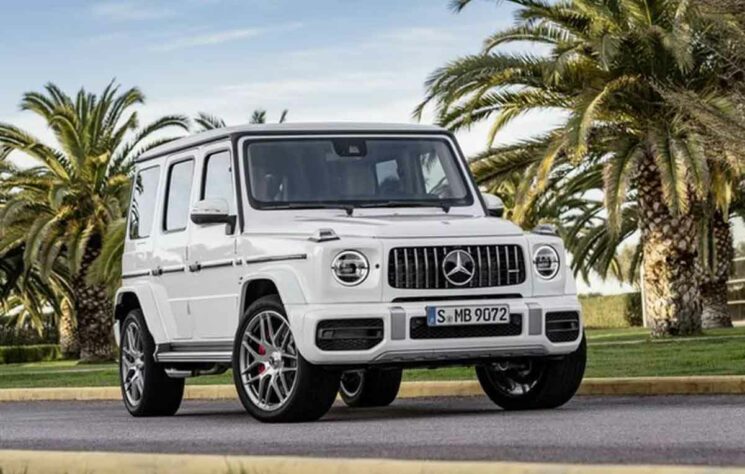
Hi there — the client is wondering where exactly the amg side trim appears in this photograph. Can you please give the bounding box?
[189,259,235,272]
[244,254,307,265]
[161,265,186,275]
[122,270,150,279]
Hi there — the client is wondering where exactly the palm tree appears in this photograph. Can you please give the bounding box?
[194,108,288,131]
[418,0,740,336]
[476,130,742,327]
[0,245,72,341]
[697,159,744,329]
[471,135,641,287]
[0,81,189,361]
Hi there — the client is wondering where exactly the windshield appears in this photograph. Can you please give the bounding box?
[244,138,472,209]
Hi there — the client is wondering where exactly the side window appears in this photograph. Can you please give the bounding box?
[129,166,160,240]
[163,160,195,232]
[202,151,235,214]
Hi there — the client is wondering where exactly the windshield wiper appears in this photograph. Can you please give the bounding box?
[357,200,451,213]
[268,203,356,216]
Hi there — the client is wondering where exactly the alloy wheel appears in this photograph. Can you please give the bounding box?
[238,310,299,411]
[121,321,146,407]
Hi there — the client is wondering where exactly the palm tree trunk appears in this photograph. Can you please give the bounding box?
[58,298,79,358]
[74,243,114,362]
[637,153,702,336]
[700,210,734,329]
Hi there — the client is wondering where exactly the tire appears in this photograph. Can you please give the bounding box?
[339,368,402,407]
[232,295,340,422]
[476,335,586,411]
[119,309,184,417]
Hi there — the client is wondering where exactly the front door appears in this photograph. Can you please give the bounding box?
[187,146,241,340]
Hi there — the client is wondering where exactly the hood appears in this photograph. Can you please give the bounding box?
[249,212,524,239]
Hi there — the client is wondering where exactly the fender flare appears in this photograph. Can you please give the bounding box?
[239,266,307,317]
[114,283,168,344]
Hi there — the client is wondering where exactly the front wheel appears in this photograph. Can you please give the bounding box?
[339,368,402,407]
[476,335,586,411]
[120,310,184,417]
[233,295,340,422]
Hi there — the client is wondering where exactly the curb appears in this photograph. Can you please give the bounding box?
[1,450,744,474]
[1,376,744,402]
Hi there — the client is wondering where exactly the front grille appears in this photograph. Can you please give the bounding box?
[316,319,384,351]
[545,312,581,343]
[388,245,526,290]
[409,314,522,339]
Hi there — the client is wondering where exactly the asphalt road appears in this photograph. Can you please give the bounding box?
[1,395,744,466]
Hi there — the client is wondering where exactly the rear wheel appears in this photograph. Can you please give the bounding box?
[339,368,402,407]
[476,335,586,411]
[119,310,184,417]
[233,295,340,422]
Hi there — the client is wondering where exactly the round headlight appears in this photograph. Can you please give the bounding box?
[533,245,560,280]
[331,250,370,286]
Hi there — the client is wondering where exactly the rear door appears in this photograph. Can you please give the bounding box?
[186,144,241,340]
[122,163,161,286]
[151,153,197,340]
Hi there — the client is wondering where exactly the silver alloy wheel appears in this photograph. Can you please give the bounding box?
[487,360,544,398]
[121,320,145,407]
[340,370,364,398]
[238,310,299,411]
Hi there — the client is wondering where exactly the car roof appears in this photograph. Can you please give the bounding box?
[136,122,449,163]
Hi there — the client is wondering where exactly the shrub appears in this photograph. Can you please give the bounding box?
[580,293,643,328]
[0,322,57,346]
[0,344,62,364]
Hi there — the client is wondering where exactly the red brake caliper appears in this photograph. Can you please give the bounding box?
[257,345,266,374]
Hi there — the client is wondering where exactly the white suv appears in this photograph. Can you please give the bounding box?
[115,123,585,422]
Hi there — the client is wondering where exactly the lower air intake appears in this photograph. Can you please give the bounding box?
[545,312,581,343]
[316,319,384,351]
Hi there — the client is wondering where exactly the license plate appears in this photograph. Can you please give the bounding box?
[426,305,510,327]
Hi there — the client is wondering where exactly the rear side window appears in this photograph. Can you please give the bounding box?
[202,151,235,214]
[164,160,195,232]
[129,166,160,239]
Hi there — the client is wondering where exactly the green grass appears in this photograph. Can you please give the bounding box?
[1,327,745,389]
[580,293,641,328]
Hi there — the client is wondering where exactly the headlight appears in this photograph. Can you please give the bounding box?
[331,250,370,286]
[533,245,560,280]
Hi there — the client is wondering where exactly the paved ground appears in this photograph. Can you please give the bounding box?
[1,395,744,466]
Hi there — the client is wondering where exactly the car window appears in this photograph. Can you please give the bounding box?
[129,166,160,239]
[202,151,235,214]
[164,160,194,232]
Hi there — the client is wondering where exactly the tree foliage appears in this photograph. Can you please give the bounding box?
[0,81,189,359]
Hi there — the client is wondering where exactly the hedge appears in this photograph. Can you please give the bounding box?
[0,344,62,364]
[580,292,643,328]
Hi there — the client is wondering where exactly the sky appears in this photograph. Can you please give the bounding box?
[0,0,631,294]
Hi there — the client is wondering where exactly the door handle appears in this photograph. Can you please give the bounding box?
[188,262,201,272]
[151,267,164,276]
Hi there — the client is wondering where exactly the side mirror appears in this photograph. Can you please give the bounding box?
[481,192,505,218]
[190,199,236,233]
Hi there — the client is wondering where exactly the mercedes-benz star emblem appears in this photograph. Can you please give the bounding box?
[442,249,475,286]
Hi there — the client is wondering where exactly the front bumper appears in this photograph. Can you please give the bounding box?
[286,295,582,366]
